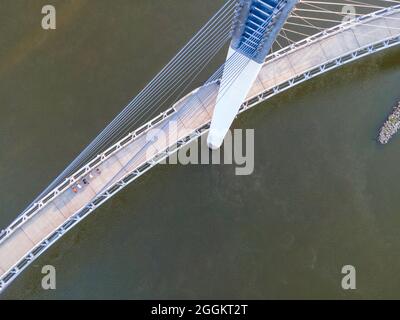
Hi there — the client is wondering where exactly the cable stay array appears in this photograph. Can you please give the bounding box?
[23,0,400,215]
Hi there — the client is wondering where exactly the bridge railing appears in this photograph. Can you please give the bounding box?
[0,106,178,245]
[0,84,212,245]
[265,4,400,63]
[246,5,400,104]
[2,5,400,294]
[243,37,400,112]
[1,4,400,246]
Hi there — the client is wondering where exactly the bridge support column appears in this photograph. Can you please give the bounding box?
[207,47,263,149]
[207,0,298,149]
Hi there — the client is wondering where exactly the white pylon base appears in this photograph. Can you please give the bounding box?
[207,47,263,150]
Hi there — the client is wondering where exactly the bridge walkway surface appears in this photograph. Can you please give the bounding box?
[1,6,399,292]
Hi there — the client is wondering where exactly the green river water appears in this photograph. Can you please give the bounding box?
[1,0,400,299]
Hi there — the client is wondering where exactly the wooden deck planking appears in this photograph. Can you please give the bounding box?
[52,196,75,219]
[116,134,159,168]
[258,56,296,89]
[0,230,34,272]
[21,203,65,244]
[385,13,400,37]
[319,31,359,60]
[353,19,392,47]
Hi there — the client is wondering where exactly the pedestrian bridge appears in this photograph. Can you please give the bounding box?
[1,4,400,293]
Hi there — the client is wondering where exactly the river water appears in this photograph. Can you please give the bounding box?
[1,0,400,299]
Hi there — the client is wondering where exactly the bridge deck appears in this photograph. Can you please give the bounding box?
[1,7,400,291]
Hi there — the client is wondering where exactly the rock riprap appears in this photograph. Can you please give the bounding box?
[379,102,400,144]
